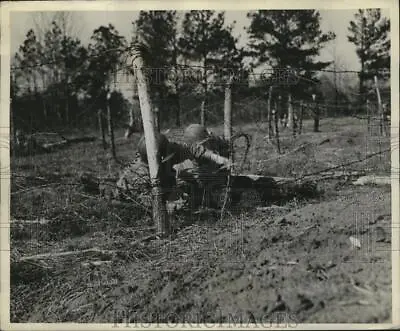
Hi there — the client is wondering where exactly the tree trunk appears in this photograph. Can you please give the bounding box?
[125,101,137,139]
[366,99,371,134]
[359,66,364,107]
[124,68,138,137]
[267,86,273,139]
[174,93,181,127]
[299,101,304,134]
[201,62,208,126]
[64,75,70,126]
[98,109,107,149]
[287,93,294,133]
[65,94,69,127]
[42,97,48,123]
[313,96,320,132]
[200,99,206,126]
[107,92,117,159]
[154,106,161,133]
[359,16,366,107]
[274,100,281,154]
[154,90,162,132]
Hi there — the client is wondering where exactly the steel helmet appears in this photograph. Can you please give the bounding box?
[183,124,209,144]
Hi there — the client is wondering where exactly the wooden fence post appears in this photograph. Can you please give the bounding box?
[287,93,294,135]
[274,99,281,154]
[221,75,235,219]
[382,103,390,137]
[106,90,117,160]
[98,108,107,150]
[200,100,206,126]
[312,94,319,132]
[224,75,235,170]
[366,99,371,134]
[267,86,274,139]
[374,75,386,136]
[224,75,234,168]
[224,76,234,142]
[299,101,304,134]
[127,44,169,237]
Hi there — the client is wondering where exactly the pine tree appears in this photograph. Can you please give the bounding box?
[247,10,335,100]
[179,10,241,125]
[347,9,390,102]
[134,10,180,126]
[87,24,127,95]
[87,24,126,155]
[15,29,42,92]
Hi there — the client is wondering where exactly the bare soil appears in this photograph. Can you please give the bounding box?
[10,117,392,324]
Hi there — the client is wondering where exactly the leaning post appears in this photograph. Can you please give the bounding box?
[221,74,235,219]
[224,74,235,167]
[126,44,169,237]
[374,75,386,136]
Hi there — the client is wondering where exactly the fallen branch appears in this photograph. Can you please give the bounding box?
[242,171,366,185]
[241,174,294,184]
[11,218,53,225]
[42,136,97,150]
[317,170,366,177]
[42,140,69,149]
[256,206,291,211]
[66,136,97,144]
[18,248,116,261]
[81,260,112,267]
[352,175,391,186]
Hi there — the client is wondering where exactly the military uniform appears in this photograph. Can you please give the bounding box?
[114,125,230,210]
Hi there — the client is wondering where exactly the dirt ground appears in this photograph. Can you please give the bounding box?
[9,117,392,324]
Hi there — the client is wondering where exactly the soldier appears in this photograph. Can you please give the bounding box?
[115,124,230,211]
[175,124,230,209]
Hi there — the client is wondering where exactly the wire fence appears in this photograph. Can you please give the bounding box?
[8,54,396,251]
[9,46,394,183]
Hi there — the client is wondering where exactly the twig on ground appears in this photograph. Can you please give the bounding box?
[256,205,291,211]
[18,248,117,261]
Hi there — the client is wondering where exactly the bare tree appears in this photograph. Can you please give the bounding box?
[30,12,84,43]
[28,12,85,125]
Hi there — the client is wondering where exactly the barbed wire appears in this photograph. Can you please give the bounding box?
[9,138,396,198]
[10,45,133,72]
[11,48,391,76]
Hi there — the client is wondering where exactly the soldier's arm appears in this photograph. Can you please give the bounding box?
[166,141,230,169]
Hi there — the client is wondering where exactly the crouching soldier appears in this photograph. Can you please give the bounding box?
[114,124,231,212]
[174,124,230,209]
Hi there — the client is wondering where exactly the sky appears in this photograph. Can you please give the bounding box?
[10,9,391,71]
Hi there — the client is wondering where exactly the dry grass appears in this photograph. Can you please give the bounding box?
[10,116,392,323]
